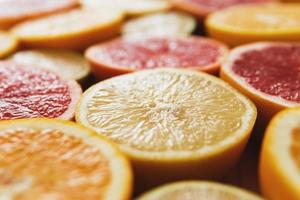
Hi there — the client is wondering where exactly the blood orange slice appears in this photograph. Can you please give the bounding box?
[0,118,132,200]
[221,42,300,123]
[0,0,79,29]
[85,36,229,79]
[0,61,82,120]
[171,0,277,19]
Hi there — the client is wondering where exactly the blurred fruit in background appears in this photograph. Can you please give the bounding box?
[0,32,18,58]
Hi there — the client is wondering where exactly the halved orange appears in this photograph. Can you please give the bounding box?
[80,0,171,17]
[0,32,18,58]
[76,68,257,189]
[260,107,300,200]
[0,0,79,29]
[221,42,300,124]
[9,49,90,83]
[0,118,132,200]
[206,3,300,46]
[137,181,263,200]
[11,8,124,50]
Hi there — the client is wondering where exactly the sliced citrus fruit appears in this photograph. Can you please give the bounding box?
[0,0,79,29]
[11,8,124,50]
[221,42,300,124]
[0,32,18,58]
[122,12,196,38]
[206,3,300,46]
[76,68,257,189]
[172,0,276,19]
[85,36,229,79]
[0,118,132,200]
[0,61,82,120]
[80,0,170,17]
[10,49,90,83]
[137,181,263,200]
[260,107,300,200]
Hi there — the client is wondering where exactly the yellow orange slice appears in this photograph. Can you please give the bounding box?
[206,3,300,46]
[0,118,132,200]
[10,49,90,82]
[137,181,263,200]
[122,12,196,38]
[260,107,300,200]
[80,0,170,16]
[0,32,18,58]
[11,8,124,50]
[76,69,257,189]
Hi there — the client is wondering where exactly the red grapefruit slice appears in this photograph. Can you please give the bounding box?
[171,0,278,19]
[85,36,229,79]
[0,0,79,29]
[221,42,300,123]
[0,61,82,120]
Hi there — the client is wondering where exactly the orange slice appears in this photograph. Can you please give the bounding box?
[137,181,263,200]
[260,107,300,200]
[80,0,170,17]
[10,49,90,82]
[0,118,132,200]
[206,3,300,46]
[122,12,196,38]
[76,69,257,189]
[0,32,18,58]
[11,8,124,50]
[0,0,79,29]
[221,42,300,124]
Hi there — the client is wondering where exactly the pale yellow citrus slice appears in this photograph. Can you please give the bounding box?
[206,3,300,46]
[76,68,257,189]
[0,118,132,200]
[260,107,300,200]
[11,8,124,50]
[122,12,196,38]
[137,181,264,200]
[80,0,171,16]
[10,49,90,82]
[0,31,18,58]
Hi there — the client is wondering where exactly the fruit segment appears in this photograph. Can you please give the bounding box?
[0,32,18,58]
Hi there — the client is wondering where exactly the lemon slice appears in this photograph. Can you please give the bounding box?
[0,32,18,58]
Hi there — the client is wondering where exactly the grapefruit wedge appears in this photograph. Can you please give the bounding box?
[260,107,300,200]
[76,68,257,189]
[85,36,229,79]
[0,61,82,120]
[0,32,18,58]
[0,0,79,29]
[11,8,124,50]
[137,181,263,200]
[221,42,300,123]
[0,118,132,200]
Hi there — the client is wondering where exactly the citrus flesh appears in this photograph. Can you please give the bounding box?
[76,69,257,186]
[137,181,263,200]
[0,61,81,120]
[0,0,78,29]
[0,32,17,58]
[260,107,300,200]
[122,12,196,38]
[206,3,300,46]
[0,119,132,200]
[10,49,90,82]
[85,36,229,79]
[12,8,124,49]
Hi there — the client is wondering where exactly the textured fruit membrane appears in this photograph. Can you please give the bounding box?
[0,128,110,200]
[291,126,300,170]
[232,45,300,103]
[0,63,71,120]
[86,71,246,152]
[92,37,221,69]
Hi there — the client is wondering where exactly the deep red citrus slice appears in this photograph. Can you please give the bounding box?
[85,36,229,79]
[221,42,300,122]
[0,61,82,120]
[171,0,277,19]
[0,0,79,29]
